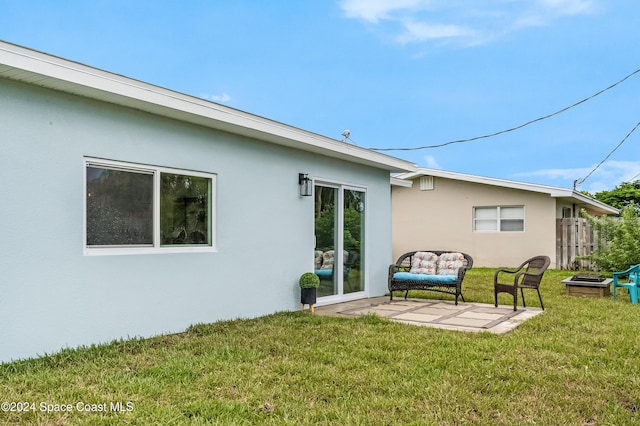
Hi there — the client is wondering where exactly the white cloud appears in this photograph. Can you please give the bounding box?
[395,20,476,44]
[201,92,232,103]
[513,0,598,30]
[422,155,441,169]
[538,0,597,15]
[340,0,427,23]
[339,0,599,47]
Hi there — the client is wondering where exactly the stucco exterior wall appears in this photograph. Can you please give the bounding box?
[392,176,557,268]
[0,78,393,363]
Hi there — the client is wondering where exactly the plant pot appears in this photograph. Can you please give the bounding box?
[300,287,317,305]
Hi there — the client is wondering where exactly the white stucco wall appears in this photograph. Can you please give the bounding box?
[392,176,557,268]
[0,78,394,363]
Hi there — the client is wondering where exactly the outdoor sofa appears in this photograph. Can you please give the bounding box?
[388,250,473,304]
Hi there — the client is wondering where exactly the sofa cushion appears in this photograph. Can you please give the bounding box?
[318,250,349,270]
[437,252,466,275]
[314,269,333,277]
[393,272,457,282]
[314,250,324,269]
[319,250,335,270]
[409,251,438,275]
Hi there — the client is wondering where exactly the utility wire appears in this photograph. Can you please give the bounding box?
[575,120,640,187]
[369,68,640,151]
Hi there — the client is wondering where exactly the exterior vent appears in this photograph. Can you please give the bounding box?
[419,176,434,191]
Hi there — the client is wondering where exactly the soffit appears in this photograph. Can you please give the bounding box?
[0,43,416,173]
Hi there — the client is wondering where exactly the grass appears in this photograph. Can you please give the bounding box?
[2,268,640,425]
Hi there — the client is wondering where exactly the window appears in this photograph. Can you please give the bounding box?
[473,206,524,232]
[85,159,215,254]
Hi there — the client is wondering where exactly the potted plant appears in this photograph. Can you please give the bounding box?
[299,272,320,313]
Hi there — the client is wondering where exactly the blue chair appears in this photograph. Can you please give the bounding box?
[612,264,640,304]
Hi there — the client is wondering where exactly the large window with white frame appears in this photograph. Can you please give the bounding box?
[473,206,524,232]
[85,158,215,254]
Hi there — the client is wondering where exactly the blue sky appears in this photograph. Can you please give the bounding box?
[1,0,639,193]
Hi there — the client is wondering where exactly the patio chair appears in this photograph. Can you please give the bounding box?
[612,264,640,304]
[494,255,551,311]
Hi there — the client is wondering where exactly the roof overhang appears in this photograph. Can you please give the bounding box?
[0,40,416,173]
[390,176,413,187]
[396,168,619,215]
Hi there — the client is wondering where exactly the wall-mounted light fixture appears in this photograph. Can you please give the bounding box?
[298,173,312,197]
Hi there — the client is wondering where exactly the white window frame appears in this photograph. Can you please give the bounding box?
[473,206,524,232]
[84,158,216,255]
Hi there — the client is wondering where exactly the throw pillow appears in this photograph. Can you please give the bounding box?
[409,251,438,275]
[437,252,466,275]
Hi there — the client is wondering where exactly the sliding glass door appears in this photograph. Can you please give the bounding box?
[314,182,366,300]
[343,188,365,294]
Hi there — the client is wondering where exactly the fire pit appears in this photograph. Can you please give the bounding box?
[561,274,612,298]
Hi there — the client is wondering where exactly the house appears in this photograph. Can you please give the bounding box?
[392,168,618,268]
[0,41,416,364]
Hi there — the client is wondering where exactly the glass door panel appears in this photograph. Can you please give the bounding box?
[344,189,365,294]
[314,186,338,297]
[314,183,366,300]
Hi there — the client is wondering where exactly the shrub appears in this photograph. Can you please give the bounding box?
[299,272,320,288]
[584,204,640,271]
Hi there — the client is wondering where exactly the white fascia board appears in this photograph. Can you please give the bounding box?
[391,176,413,187]
[396,168,559,194]
[0,41,416,173]
[398,168,619,214]
[559,192,619,214]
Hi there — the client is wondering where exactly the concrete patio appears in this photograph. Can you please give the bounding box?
[315,297,544,333]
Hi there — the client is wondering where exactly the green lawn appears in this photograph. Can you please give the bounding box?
[2,268,640,425]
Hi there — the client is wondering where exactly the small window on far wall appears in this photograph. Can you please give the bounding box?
[85,159,215,253]
[473,206,524,232]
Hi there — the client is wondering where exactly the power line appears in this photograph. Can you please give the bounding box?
[369,68,640,151]
[575,120,640,187]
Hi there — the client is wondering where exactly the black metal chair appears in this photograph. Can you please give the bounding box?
[494,255,551,311]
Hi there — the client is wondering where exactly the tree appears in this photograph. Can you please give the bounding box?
[583,204,640,271]
[592,180,640,211]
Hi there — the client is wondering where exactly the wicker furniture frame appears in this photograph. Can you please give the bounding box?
[494,255,550,311]
[388,250,473,304]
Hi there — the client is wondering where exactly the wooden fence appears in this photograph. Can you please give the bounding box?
[556,218,598,270]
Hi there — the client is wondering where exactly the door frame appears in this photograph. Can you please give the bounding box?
[313,178,368,306]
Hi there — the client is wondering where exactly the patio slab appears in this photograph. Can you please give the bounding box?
[314,297,544,333]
